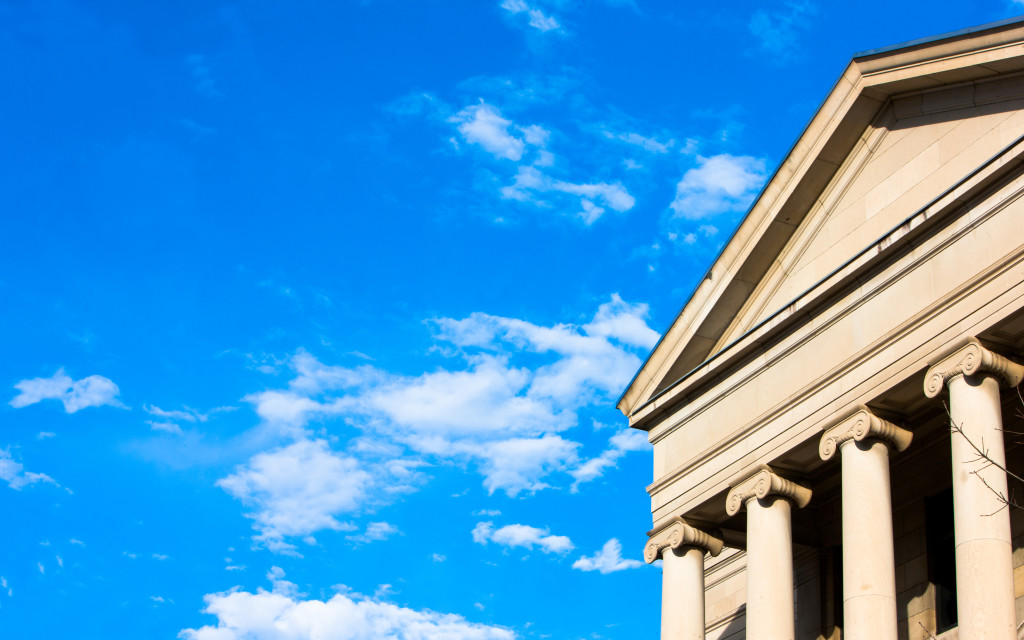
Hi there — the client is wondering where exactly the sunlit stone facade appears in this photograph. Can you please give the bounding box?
[621,19,1024,640]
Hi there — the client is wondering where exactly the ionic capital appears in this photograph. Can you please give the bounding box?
[924,337,1024,398]
[819,405,912,461]
[725,465,811,516]
[643,517,723,564]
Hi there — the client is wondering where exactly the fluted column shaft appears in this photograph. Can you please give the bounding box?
[925,338,1024,640]
[645,518,724,640]
[820,407,911,640]
[726,466,811,640]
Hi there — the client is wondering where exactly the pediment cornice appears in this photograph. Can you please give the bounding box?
[619,18,1024,422]
[627,124,1024,431]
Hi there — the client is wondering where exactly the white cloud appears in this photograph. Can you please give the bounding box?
[10,369,123,413]
[465,435,579,496]
[572,538,642,574]
[450,103,545,162]
[180,570,516,640]
[365,357,564,438]
[501,166,635,224]
[669,154,767,220]
[583,294,659,350]
[0,449,57,490]
[500,0,561,32]
[472,521,573,554]
[432,553,446,563]
[37,431,56,440]
[217,439,371,554]
[228,296,656,536]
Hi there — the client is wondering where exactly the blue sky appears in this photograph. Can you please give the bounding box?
[0,2,1018,638]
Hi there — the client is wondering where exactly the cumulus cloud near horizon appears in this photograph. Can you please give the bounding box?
[10,368,123,413]
[180,567,516,640]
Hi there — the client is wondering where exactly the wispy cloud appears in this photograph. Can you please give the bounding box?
[602,130,674,153]
[570,428,648,492]
[748,1,816,60]
[450,102,547,162]
[572,538,642,574]
[0,449,57,490]
[346,521,400,544]
[500,0,561,32]
[669,154,767,221]
[186,54,220,97]
[472,521,574,554]
[10,369,123,413]
[501,166,634,224]
[143,404,233,435]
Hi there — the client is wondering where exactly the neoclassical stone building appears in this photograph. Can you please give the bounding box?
[619,19,1024,640]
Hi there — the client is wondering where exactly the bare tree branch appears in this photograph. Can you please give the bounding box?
[943,400,1024,513]
[918,621,938,640]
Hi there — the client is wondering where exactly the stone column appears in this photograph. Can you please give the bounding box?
[925,338,1024,640]
[819,406,912,640]
[726,466,812,640]
[644,518,724,640]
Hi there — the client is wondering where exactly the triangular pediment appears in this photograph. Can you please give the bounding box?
[620,18,1024,423]
[720,85,1024,350]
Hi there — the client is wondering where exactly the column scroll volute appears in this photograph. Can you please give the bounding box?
[725,465,812,516]
[643,517,724,564]
[819,405,912,461]
[924,337,1024,398]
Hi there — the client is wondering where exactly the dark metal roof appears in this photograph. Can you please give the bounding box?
[854,15,1024,59]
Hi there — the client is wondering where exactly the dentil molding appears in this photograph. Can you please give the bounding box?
[725,465,812,516]
[924,337,1024,398]
[643,517,724,564]
[819,405,912,461]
